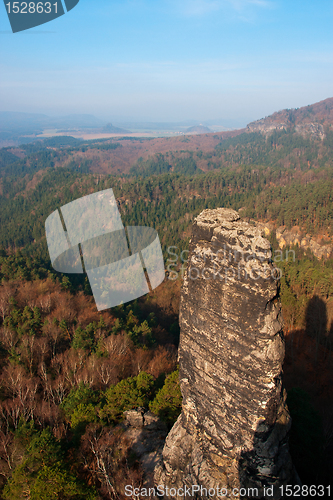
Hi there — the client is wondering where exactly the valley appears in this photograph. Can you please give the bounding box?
[0,97,333,498]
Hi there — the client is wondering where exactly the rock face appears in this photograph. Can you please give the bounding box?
[123,408,168,484]
[274,226,333,260]
[256,222,333,261]
[246,119,325,140]
[246,119,289,137]
[294,122,325,140]
[155,208,296,499]
[245,97,333,140]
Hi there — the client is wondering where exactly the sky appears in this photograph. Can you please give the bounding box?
[0,0,332,126]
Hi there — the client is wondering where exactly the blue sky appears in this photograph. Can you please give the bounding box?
[0,0,332,125]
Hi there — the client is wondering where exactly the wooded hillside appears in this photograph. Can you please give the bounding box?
[0,99,333,497]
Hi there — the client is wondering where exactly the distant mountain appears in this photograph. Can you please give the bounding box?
[0,111,48,127]
[102,123,131,134]
[0,112,48,141]
[0,112,104,131]
[185,125,212,134]
[247,97,333,139]
[0,112,105,146]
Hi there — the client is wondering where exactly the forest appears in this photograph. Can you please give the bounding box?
[0,125,333,498]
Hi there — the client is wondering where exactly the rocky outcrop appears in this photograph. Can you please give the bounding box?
[246,120,288,136]
[275,226,333,260]
[294,122,325,140]
[123,408,167,481]
[245,97,333,140]
[257,223,333,261]
[246,119,326,140]
[155,208,296,499]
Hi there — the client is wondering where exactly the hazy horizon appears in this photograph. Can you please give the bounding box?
[0,0,332,123]
[0,109,256,130]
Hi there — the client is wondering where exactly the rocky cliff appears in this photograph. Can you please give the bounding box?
[257,222,333,261]
[246,96,333,139]
[246,119,325,140]
[155,208,296,499]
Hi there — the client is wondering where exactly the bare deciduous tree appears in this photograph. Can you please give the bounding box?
[0,283,16,322]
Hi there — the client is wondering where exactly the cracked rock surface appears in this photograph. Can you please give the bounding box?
[154,209,296,499]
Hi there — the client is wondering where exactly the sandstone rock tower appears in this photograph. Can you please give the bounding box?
[155,209,295,499]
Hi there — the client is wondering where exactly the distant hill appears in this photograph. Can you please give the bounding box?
[102,123,131,134]
[247,97,333,139]
[1,97,333,176]
[0,111,104,131]
[0,112,106,147]
[186,125,212,134]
